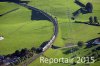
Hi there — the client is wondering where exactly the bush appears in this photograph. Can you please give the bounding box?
[77,41,84,47]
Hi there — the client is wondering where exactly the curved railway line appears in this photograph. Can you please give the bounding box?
[18,3,58,66]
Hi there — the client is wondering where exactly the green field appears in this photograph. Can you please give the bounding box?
[0,0,100,66]
[0,2,53,55]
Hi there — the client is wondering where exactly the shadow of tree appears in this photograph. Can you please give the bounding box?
[31,10,50,20]
[0,8,19,17]
[74,21,100,26]
[0,0,29,3]
[86,37,100,48]
[98,33,100,34]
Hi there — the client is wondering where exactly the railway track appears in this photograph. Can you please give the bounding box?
[15,3,58,66]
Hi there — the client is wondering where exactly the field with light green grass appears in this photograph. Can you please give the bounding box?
[0,2,53,55]
[28,0,100,66]
[0,0,100,66]
[29,0,100,45]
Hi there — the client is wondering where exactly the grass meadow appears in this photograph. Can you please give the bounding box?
[0,0,100,66]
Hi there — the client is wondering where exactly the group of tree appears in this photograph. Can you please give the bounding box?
[0,47,36,66]
[89,16,100,25]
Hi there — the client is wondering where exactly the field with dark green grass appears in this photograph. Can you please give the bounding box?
[0,0,100,66]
